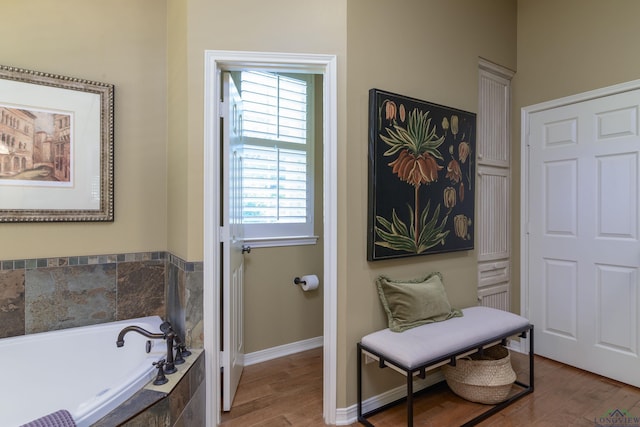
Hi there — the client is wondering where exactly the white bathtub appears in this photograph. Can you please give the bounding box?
[0,316,167,427]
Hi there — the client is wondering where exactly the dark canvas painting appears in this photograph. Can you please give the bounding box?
[367,89,476,261]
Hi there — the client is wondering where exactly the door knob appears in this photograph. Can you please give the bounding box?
[242,245,251,254]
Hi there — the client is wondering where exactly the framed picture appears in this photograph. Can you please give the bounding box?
[0,65,114,222]
[368,89,475,261]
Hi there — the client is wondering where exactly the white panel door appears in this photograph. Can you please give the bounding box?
[527,88,640,387]
[221,72,245,411]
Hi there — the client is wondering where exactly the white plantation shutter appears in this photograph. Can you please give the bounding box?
[242,144,307,224]
[240,71,314,241]
[241,72,307,144]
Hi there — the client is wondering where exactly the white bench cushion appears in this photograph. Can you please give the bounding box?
[360,306,530,369]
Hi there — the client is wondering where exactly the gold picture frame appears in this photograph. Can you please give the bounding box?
[0,65,114,222]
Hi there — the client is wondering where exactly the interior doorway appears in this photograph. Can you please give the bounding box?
[203,51,338,426]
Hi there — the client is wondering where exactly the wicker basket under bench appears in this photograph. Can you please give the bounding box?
[357,306,534,427]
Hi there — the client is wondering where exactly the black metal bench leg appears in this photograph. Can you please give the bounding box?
[529,325,535,391]
[357,343,363,420]
[407,372,413,427]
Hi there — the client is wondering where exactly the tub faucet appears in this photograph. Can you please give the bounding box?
[159,321,177,373]
[116,323,177,374]
[116,325,164,346]
[160,322,190,364]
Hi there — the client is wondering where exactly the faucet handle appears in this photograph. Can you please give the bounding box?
[159,321,173,334]
[174,346,185,365]
[152,359,169,385]
[177,343,192,357]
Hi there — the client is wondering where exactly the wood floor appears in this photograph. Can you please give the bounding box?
[220,347,640,426]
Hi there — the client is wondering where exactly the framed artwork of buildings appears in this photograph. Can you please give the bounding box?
[0,65,114,222]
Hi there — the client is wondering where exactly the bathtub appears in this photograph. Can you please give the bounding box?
[0,316,168,427]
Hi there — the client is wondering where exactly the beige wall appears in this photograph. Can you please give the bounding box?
[344,0,517,406]
[7,0,515,410]
[0,0,168,260]
[166,0,348,261]
[244,244,324,352]
[511,0,640,312]
[165,0,345,356]
[167,0,189,260]
[19,0,640,414]
[243,75,325,353]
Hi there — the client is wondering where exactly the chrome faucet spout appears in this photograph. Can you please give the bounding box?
[116,325,164,347]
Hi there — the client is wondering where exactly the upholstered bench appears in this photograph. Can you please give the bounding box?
[357,306,534,427]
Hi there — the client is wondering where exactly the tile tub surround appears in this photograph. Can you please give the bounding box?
[0,251,204,349]
[92,349,206,427]
[167,259,204,351]
[0,268,25,338]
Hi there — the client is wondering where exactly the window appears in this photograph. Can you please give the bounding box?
[239,71,316,246]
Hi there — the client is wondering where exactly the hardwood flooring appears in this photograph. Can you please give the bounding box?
[219,347,640,426]
[220,348,323,426]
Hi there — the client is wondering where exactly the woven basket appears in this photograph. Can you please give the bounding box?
[442,345,516,404]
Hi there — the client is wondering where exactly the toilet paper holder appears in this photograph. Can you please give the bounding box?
[293,275,319,291]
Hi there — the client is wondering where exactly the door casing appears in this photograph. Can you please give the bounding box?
[203,50,338,426]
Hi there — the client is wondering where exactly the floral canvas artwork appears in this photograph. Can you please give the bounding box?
[367,89,476,261]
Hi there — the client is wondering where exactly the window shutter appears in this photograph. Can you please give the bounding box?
[242,145,307,224]
[241,72,307,144]
[239,71,313,239]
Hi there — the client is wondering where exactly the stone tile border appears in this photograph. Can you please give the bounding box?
[0,251,202,272]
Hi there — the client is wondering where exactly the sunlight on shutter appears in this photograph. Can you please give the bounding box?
[240,71,311,230]
[242,145,278,223]
[278,148,307,222]
[242,145,307,224]
[241,71,307,144]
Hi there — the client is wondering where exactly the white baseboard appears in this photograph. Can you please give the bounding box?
[335,371,445,425]
[243,336,323,366]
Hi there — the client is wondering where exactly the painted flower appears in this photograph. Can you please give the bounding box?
[446,159,462,183]
[444,187,456,208]
[384,100,397,123]
[454,214,469,239]
[399,104,406,122]
[442,117,449,131]
[380,108,445,184]
[388,150,442,187]
[451,115,459,138]
[379,108,447,252]
[458,141,470,163]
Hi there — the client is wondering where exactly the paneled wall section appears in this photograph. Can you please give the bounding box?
[477,59,514,311]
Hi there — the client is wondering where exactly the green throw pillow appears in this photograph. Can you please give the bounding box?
[376,272,463,332]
